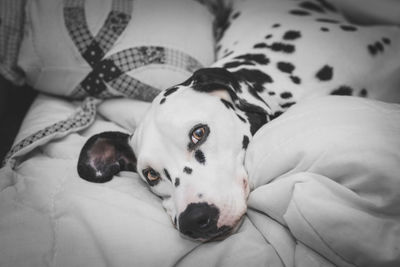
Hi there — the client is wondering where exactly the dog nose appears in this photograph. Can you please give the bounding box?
[178,202,219,239]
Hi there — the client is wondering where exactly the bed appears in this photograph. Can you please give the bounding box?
[1,0,400,266]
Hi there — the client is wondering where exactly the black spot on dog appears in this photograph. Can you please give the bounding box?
[175,178,180,187]
[290,76,301,84]
[375,41,384,52]
[280,92,293,99]
[254,43,268,49]
[316,18,340,24]
[368,44,377,56]
[223,61,244,69]
[265,34,273,39]
[272,23,281,28]
[237,113,247,123]
[280,102,296,109]
[242,135,250,149]
[234,54,270,65]
[359,88,368,97]
[233,69,273,103]
[233,68,273,95]
[164,169,172,182]
[160,98,166,104]
[198,193,203,199]
[268,91,276,96]
[299,1,325,13]
[316,65,333,81]
[290,10,311,16]
[277,62,295,74]
[340,25,357,31]
[315,0,337,12]
[245,110,268,135]
[183,167,193,174]
[269,42,295,53]
[283,30,301,40]
[242,61,257,66]
[222,51,234,58]
[216,45,222,52]
[367,41,385,56]
[320,27,330,32]
[382,37,391,45]
[188,67,242,94]
[224,61,256,69]
[215,8,231,42]
[195,150,206,165]
[187,142,195,152]
[232,11,241,19]
[221,98,235,110]
[270,110,283,120]
[331,86,353,95]
[164,86,179,97]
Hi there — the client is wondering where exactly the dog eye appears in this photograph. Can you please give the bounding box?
[191,127,205,144]
[142,168,161,182]
[188,124,210,149]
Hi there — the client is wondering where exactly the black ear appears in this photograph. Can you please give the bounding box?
[184,67,273,135]
[77,131,137,183]
[184,67,241,96]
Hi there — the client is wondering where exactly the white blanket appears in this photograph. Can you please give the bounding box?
[0,94,399,267]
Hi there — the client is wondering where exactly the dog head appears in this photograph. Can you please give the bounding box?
[77,68,272,241]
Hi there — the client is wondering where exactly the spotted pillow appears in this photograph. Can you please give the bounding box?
[18,0,215,100]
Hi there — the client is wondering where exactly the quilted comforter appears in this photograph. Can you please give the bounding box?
[1,94,399,267]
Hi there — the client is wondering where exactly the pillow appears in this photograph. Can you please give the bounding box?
[0,0,25,84]
[244,96,400,266]
[245,95,400,196]
[18,0,215,100]
[329,0,400,25]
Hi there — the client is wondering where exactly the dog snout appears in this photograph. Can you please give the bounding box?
[178,202,231,240]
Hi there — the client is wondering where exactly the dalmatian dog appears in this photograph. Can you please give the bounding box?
[77,0,400,241]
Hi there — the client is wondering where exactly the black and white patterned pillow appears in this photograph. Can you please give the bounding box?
[18,0,215,101]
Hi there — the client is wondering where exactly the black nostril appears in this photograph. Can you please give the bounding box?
[178,202,219,239]
[197,215,211,229]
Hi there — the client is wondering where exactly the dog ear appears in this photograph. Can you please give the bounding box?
[188,67,241,94]
[77,131,136,183]
[184,67,272,135]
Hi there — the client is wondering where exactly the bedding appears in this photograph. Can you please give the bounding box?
[0,0,25,85]
[1,94,400,267]
[18,0,215,99]
[1,0,400,266]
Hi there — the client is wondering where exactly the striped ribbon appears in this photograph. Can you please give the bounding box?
[64,0,203,101]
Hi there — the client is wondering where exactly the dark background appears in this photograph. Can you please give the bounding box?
[0,76,37,162]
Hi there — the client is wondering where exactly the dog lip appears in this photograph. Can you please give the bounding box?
[179,225,234,242]
[179,213,246,242]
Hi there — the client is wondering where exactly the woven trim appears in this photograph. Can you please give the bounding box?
[64,0,132,64]
[64,0,203,100]
[108,73,160,101]
[2,97,101,168]
[0,0,26,84]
